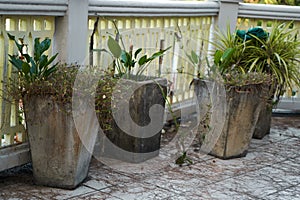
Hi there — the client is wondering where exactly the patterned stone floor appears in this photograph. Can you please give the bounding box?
[0,116,300,200]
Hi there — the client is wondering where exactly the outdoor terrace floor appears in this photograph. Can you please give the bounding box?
[0,116,300,200]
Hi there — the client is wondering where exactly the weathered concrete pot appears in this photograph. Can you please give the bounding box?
[24,95,94,189]
[206,83,268,159]
[94,77,167,163]
[192,78,212,146]
[253,83,277,139]
[252,101,272,139]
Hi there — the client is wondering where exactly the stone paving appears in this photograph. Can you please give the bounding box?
[0,116,300,200]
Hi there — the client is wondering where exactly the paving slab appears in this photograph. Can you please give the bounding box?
[0,116,300,200]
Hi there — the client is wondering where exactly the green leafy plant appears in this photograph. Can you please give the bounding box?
[106,20,171,79]
[4,34,84,105]
[175,151,193,166]
[8,33,58,83]
[208,22,300,98]
[242,22,300,101]
[208,26,252,75]
[185,50,204,79]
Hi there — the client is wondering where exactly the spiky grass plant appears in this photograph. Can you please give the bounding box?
[245,22,300,100]
[210,21,300,102]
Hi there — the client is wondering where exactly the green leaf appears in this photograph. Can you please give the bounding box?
[138,55,148,66]
[34,38,41,61]
[214,50,223,65]
[21,62,31,74]
[44,53,58,69]
[149,46,171,61]
[134,48,142,59]
[120,50,128,63]
[148,52,163,61]
[44,64,58,78]
[108,36,121,58]
[40,38,51,54]
[34,38,51,61]
[220,48,235,63]
[9,56,23,71]
[30,57,37,75]
[39,55,48,69]
[7,33,24,54]
[7,33,15,40]
[191,50,199,65]
[23,54,31,63]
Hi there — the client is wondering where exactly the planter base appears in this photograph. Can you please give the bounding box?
[209,150,248,160]
[25,96,94,189]
[201,83,268,159]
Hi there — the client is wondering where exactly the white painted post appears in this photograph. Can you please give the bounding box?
[217,0,241,33]
[53,0,89,65]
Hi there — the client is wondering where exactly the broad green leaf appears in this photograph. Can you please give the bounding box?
[134,48,142,59]
[40,38,51,54]
[21,62,31,74]
[214,50,223,65]
[220,48,235,62]
[9,56,23,71]
[23,54,31,63]
[148,47,171,61]
[34,38,41,61]
[148,52,162,61]
[108,36,121,58]
[138,55,148,66]
[191,50,199,65]
[7,33,15,40]
[120,50,131,68]
[30,57,37,75]
[39,55,48,69]
[7,34,24,55]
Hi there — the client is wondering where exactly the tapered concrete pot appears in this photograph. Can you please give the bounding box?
[252,100,272,139]
[253,85,275,139]
[203,83,268,159]
[94,76,167,163]
[24,95,94,189]
[192,78,212,146]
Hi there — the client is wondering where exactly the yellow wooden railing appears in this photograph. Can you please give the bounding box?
[88,16,214,103]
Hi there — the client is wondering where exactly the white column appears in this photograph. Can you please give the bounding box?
[217,0,241,33]
[53,0,89,65]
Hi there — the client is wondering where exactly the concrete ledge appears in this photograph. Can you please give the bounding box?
[167,97,300,122]
[0,0,67,16]
[274,98,300,114]
[89,0,219,17]
[0,142,31,172]
[239,3,300,20]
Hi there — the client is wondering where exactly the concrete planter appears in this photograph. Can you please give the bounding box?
[252,101,272,139]
[192,79,212,146]
[24,95,93,189]
[94,76,167,163]
[253,86,275,139]
[203,83,268,159]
